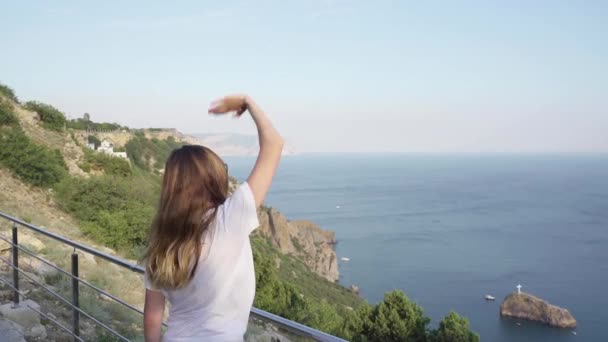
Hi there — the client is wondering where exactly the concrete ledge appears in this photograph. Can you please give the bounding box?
[0,318,26,342]
[0,300,47,339]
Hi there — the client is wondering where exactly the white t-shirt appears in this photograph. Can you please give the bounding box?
[145,182,260,342]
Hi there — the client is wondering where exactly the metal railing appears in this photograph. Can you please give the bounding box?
[0,211,346,342]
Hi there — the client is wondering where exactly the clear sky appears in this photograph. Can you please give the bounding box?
[1,1,606,153]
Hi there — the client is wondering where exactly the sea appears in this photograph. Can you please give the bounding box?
[224,154,608,342]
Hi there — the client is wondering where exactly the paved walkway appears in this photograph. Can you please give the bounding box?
[0,318,26,342]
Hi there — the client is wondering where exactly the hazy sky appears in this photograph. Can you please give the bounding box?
[1,1,607,153]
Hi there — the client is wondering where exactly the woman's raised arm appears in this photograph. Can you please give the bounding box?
[209,95,284,206]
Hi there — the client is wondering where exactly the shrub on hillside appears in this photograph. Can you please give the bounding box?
[253,243,343,334]
[24,101,67,131]
[253,238,361,337]
[81,203,153,249]
[82,149,132,176]
[0,98,18,126]
[55,175,157,220]
[0,82,19,103]
[126,135,182,171]
[67,117,127,131]
[0,127,67,186]
[55,175,158,254]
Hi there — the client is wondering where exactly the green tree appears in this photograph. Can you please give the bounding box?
[341,304,373,341]
[362,290,430,342]
[87,135,101,149]
[300,300,343,336]
[430,312,479,342]
[24,101,67,131]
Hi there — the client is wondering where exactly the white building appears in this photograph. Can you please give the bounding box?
[96,138,128,159]
[98,138,114,154]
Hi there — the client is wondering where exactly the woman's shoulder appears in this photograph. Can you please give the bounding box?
[216,182,259,236]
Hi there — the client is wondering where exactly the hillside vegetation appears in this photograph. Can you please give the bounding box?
[0,97,18,125]
[0,127,68,186]
[0,81,478,341]
[125,133,182,172]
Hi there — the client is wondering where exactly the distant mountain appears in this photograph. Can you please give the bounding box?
[189,133,296,157]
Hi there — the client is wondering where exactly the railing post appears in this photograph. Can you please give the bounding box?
[12,223,19,306]
[71,251,80,340]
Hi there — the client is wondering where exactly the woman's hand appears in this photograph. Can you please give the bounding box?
[208,95,249,116]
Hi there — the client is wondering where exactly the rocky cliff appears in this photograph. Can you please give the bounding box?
[255,208,339,282]
[500,292,576,328]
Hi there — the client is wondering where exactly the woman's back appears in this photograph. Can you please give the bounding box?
[144,95,284,342]
[145,183,259,341]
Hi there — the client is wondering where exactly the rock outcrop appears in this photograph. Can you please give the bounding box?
[256,208,338,282]
[500,292,576,328]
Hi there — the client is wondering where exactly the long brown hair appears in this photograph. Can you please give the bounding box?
[144,145,228,290]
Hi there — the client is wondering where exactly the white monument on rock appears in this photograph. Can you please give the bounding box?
[516,284,522,295]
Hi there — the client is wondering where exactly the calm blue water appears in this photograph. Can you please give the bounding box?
[225,154,608,342]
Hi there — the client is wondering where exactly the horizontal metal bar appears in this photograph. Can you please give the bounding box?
[0,234,148,318]
[251,307,347,342]
[0,212,143,273]
[0,277,86,342]
[0,255,131,342]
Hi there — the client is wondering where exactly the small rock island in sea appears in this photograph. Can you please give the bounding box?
[500,291,576,328]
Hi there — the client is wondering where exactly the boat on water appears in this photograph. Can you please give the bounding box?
[341,257,350,262]
[485,295,496,301]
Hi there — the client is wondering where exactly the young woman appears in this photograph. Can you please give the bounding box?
[143,95,284,341]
